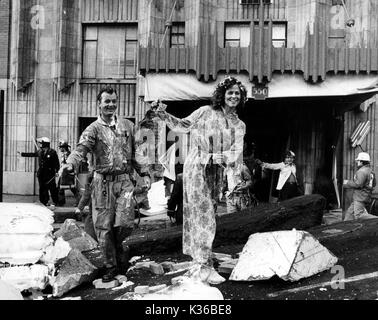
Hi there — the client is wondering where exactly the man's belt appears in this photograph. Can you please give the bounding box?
[94,172,129,182]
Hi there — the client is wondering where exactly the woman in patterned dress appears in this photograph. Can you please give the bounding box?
[153,76,247,284]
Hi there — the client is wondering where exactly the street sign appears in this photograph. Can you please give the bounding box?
[252,84,269,100]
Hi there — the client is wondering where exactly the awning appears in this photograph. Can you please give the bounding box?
[144,72,378,101]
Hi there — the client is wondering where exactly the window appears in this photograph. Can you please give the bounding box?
[272,24,287,48]
[225,22,287,48]
[240,0,272,5]
[170,22,185,48]
[225,23,250,47]
[332,0,345,5]
[83,25,138,79]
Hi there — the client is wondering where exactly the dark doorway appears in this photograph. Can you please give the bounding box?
[78,117,97,137]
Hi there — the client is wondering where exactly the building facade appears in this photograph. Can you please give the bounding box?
[2,0,378,205]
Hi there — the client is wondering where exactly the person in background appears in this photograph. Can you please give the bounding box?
[60,86,151,282]
[57,140,81,207]
[167,173,184,224]
[343,152,378,221]
[153,76,247,285]
[21,137,60,208]
[222,161,252,214]
[257,150,300,201]
[243,139,262,204]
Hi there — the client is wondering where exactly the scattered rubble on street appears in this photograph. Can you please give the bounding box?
[0,203,100,299]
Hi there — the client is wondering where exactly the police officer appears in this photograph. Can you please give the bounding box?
[21,137,60,207]
[57,140,81,207]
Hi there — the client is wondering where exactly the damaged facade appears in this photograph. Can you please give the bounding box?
[2,0,378,205]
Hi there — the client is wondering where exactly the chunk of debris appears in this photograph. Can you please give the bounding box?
[161,261,174,272]
[93,279,120,290]
[60,296,82,300]
[134,285,150,295]
[40,237,71,265]
[218,259,238,275]
[0,280,23,300]
[149,284,167,293]
[171,276,185,285]
[139,277,224,300]
[230,230,338,282]
[111,281,134,291]
[212,252,233,263]
[115,275,128,284]
[52,249,98,297]
[170,261,193,272]
[129,256,142,264]
[133,261,153,270]
[149,262,165,275]
[0,203,54,265]
[54,219,98,252]
[0,264,50,291]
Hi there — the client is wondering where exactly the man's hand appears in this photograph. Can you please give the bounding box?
[255,159,263,166]
[59,163,74,178]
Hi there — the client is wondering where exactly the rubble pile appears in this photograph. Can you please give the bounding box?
[0,204,99,299]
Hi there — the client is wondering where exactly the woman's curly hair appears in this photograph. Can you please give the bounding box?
[211,76,248,111]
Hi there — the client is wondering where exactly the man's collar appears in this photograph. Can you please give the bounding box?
[98,115,118,128]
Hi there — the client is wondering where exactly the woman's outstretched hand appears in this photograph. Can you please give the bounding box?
[151,100,167,112]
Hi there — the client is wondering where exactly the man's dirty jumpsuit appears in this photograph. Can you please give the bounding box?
[67,116,149,270]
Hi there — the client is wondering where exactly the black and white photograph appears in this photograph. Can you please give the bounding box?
[1,0,378,310]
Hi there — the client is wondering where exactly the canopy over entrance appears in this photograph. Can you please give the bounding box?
[144,73,378,102]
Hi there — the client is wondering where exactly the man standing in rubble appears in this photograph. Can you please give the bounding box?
[60,86,151,282]
[343,152,378,221]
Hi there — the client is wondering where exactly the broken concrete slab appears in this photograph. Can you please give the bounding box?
[170,261,193,272]
[149,284,167,293]
[111,281,135,291]
[0,280,23,300]
[93,279,120,290]
[134,286,150,294]
[0,203,55,265]
[0,264,50,291]
[230,230,338,282]
[133,261,153,270]
[139,277,224,300]
[218,259,239,275]
[149,262,165,275]
[115,275,128,284]
[54,219,98,252]
[52,249,98,297]
[40,237,71,265]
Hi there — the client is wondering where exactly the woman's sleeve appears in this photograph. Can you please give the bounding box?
[263,162,285,170]
[156,106,208,134]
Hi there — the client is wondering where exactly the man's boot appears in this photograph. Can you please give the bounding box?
[102,266,118,283]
